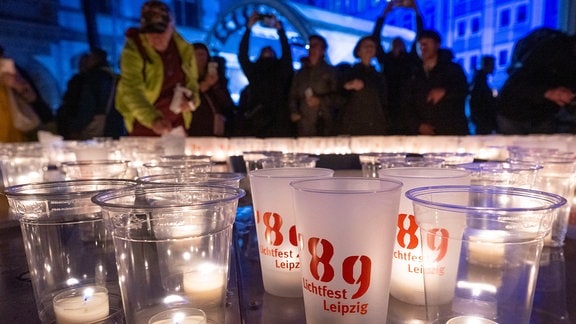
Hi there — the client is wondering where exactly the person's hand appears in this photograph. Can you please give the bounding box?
[1,72,37,102]
[305,95,321,108]
[427,88,446,104]
[200,73,219,92]
[151,117,172,135]
[248,12,259,28]
[274,18,283,30]
[418,123,435,135]
[343,79,364,91]
[179,99,195,113]
[544,87,575,106]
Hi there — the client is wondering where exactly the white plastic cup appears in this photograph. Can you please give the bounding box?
[290,177,402,323]
[379,167,471,306]
[249,168,334,297]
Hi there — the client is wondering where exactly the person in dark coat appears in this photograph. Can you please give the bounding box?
[469,55,497,134]
[496,30,576,134]
[337,36,389,136]
[57,49,116,140]
[402,30,470,135]
[289,35,339,137]
[372,0,423,134]
[236,12,294,137]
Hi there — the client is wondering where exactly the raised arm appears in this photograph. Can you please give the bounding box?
[238,12,260,80]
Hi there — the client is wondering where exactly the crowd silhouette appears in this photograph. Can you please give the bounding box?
[2,0,576,143]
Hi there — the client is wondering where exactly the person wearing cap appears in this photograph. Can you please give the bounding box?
[401,29,470,135]
[115,0,200,136]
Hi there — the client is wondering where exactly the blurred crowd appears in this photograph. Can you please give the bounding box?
[1,0,575,143]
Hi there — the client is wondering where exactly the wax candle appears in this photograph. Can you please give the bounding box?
[446,315,497,324]
[148,308,207,324]
[53,286,109,324]
[467,237,506,267]
[182,263,225,306]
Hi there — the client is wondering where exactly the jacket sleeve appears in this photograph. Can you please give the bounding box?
[238,28,255,81]
[278,27,292,69]
[115,37,163,130]
[372,16,386,65]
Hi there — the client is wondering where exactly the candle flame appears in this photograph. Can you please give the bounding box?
[83,287,95,302]
[172,311,186,324]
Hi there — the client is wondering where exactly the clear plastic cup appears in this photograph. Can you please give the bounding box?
[92,184,245,323]
[406,185,566,323]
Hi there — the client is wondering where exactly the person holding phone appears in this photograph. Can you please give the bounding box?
[187,42,235,136]
[236,11,294,137]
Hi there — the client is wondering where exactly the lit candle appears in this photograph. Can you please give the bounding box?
[446,315,497,324]
[148,308,207,324]
[182,263,226,306]
[53,286,109,324]
[467,237,506,267]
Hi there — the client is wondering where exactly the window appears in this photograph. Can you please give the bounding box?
[457,20,466,37]
[516,4,527,23]
[499,8,510,27]
[471,17,480,34]
[498,49,508,67]
[174,0,199,28]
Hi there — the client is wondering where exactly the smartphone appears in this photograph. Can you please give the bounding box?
[259,14,276,28]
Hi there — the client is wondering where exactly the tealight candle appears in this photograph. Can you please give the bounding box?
[53,286,109,324]
[182,263,225,306]
[148,308,207,324]
[467,237,506,267]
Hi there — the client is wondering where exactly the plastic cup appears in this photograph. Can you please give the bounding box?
[290,177,402,323]
[91,184,245,323]
[358,152,407,178]
[507,148,576,246]
[137,172,244,188]
[259,156,319,168]
[422,152,475,166]
[249,168,334,297]
[406,185,566,323]
[242,151,284,172]
[140,161,214,177]
[379,167,471,306]
[379,156,445,169]
[0,146,49,187]
[451,161,542,187]
[4,179,137,323]
[61,160,130,180]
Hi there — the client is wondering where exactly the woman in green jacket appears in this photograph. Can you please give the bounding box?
[115,0,199,136]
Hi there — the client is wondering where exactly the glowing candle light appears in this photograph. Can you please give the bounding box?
[53,286,109,324]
